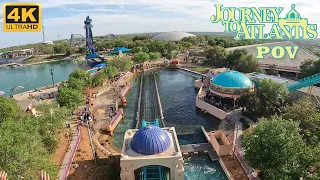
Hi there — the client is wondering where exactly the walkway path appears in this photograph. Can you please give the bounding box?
[57,117,80,180]
[232,112,260,180]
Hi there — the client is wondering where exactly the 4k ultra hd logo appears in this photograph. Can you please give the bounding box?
[210,4,318,60]
[3,3,42,32]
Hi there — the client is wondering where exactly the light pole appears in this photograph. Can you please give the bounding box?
[50,69,55,87]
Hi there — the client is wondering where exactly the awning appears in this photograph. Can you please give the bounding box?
[16,99,35,111]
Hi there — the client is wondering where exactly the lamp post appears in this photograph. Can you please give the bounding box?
[50,69,55,87]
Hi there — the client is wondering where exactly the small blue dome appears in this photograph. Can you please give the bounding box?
[130,126,171,155]
[212,70,253,88]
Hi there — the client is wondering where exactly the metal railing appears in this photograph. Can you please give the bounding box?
[61,125,81,180]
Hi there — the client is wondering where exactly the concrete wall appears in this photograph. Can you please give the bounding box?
[196,87,227,120]
[209,131,232,156]
[290,90,320,104]
[194,79,203,89]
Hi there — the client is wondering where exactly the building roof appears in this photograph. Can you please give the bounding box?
[113,47,130,53]
[16,99,34,111]
[130,126,171,155]
[151,31,196,41]
[226,41,319,68]
[212,70,253,88]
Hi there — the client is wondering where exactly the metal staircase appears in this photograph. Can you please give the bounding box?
[287,73,320,91]
[139,166,168,180]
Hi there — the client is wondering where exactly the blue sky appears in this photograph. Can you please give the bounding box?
[0,0,319,48]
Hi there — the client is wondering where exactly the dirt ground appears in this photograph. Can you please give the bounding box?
[68,126,95,180]
[51,130,70,166]
[221,155,248,180]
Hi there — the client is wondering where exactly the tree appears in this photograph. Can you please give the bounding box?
[300,59,320,78]
[205,46,228,67]
[266,64,278,75]
[67,77,86,91]
[132,47,143,54]
[91,72,107,87]
[238,93,260,114]
[254,79,289,115]
[65,47,74,56]
[56,87,84,108]
[282,98,320,145]
[102,66,119,78]
[132,52,149,63]
[239,79,289,116]
[0,102,70,179]
[69,69,90,86]
[148,52,161,61]
[77,46,86,54]
[108,57,132,71]
[243,117,316,179]
[234,54,261,73]
[0,97,21,122]
[165,53,177,60]
[226,49,248,67]
[142,46,149,53]
[146,40,166,55]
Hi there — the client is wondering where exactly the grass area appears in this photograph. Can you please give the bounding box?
[24,55,69,64]
[194,67,210,73]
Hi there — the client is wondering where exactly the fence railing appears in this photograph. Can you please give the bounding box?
[61,125,81,180]
[234,148,260,180]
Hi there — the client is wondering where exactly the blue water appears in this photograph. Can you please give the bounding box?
[110,69,227,179]
[184,155,228,180]
[177,134,207,145]
[0,60,77,96]
[156,69,221,135]
[111,74,140,150]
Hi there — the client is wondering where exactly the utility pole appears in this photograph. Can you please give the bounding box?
[42,18,45,42]
[50,69,55,87]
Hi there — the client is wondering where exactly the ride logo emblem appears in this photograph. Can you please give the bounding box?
[210,4,318,60]
[3,3,42,32]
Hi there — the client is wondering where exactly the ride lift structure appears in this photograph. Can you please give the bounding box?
[287,72,320,104]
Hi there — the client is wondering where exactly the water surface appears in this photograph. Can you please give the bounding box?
[0,60,77,95]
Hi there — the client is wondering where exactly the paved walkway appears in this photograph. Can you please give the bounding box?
[57,117,80,180]
[232,112,260,179]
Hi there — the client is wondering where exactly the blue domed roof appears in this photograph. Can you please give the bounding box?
[212,70,253,88]
[130,126,171,155]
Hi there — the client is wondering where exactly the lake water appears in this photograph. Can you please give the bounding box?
[0,60,78,96]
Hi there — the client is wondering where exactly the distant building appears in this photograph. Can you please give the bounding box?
[0,48,34,66]
[226,41,319,79]
[151,31,196,42]
[42,41,54,45]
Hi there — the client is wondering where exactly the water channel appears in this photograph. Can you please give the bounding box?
[1,63,227,179]
[0,60,78,96]
[111,69,227,179]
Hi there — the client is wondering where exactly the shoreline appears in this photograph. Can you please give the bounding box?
[23,58,75,66]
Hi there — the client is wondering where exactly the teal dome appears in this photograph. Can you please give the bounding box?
[212,70,253,88]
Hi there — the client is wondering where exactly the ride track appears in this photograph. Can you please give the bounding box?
[136,71,164,129]
[135,71,168,180]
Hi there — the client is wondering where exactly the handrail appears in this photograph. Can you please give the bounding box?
[152,73,165,127]
[61,124,81,180]
[109,111,121,125]
[116,71,130,87]
[135,74,144,129]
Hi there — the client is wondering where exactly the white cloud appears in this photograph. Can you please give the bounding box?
[65,7,135,13]
[118,5,125,10]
